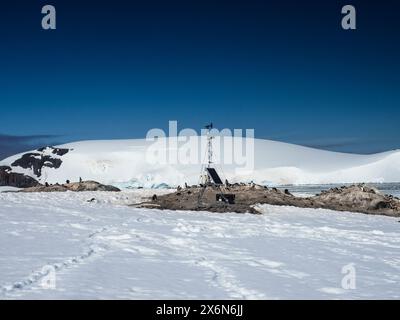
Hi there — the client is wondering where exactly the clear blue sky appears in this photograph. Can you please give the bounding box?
[0,0,399,159]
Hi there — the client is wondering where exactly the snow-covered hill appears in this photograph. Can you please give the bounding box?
[1,137,400,187]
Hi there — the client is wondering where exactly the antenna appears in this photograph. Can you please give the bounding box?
[199,122,223,185]
[197,122,232,207]
[205,122,213,169]
[201,122,224,184]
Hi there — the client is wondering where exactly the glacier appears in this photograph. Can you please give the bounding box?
[1,137,400,187]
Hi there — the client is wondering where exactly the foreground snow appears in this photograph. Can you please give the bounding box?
[1,190,399,299]
[1,137,400,186]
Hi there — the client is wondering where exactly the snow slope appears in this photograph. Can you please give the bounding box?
[1,137,400,186]
[0,190,399,299]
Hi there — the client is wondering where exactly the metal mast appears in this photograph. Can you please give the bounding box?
[205,122,213,169]
[198,122,231,207]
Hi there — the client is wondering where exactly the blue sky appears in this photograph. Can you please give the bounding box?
[0,0,399,159]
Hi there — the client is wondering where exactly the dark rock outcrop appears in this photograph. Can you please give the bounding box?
[136,184,400,217]
[11,150,64,177]
[0,166,40,188]
[37,147,69,156]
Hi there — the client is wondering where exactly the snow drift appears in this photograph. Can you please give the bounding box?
[1,137,399,187]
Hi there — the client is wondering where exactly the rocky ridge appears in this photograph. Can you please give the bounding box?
[137,184,400,217]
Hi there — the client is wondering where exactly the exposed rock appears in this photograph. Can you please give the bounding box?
[0,165,11,172]
[21,180,120,193]
[0,166,40,188]
[22,184,68,192]
[11,153,62,177]
[9,146,70,177]
[313,184,400,215]
[136,184,400,217]
[64,181,120,192]
[37,146,69,156]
